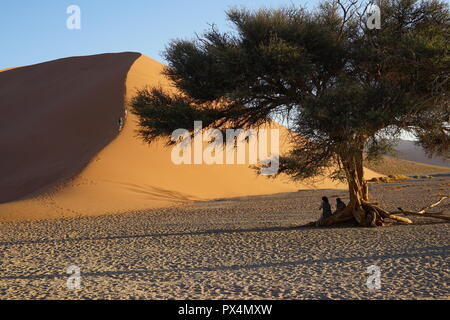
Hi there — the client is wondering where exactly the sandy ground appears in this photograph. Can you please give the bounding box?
[0,177,448,300]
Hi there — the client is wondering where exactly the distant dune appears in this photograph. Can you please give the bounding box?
[364,140,450,176]
[394,140,449,168]
[0,53,382,222]
[365,156,450,176]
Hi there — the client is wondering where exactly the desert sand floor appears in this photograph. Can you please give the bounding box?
[1,178,449,300]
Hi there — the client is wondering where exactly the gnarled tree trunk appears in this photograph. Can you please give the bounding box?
[302,145,448,228]
[342,150,370,226]
[313,148,409,227]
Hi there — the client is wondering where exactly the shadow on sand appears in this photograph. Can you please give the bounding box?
[1,245,449,281]
[0,220,447,247]
[0,225,307,246]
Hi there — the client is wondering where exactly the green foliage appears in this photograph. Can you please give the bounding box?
[131,0,449,181]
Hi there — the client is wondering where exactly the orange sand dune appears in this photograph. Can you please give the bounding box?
[0,67,18,72]
[0,53,382,221]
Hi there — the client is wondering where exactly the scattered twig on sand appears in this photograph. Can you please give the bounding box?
[393,197,450,221]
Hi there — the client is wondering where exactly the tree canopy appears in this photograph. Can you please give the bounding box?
[131,0,449,227]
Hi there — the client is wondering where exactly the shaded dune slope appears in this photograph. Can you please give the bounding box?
[0,53,382,221]
[0,52,141,203]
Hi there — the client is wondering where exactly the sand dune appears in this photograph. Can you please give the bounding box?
[0,67,18,73]
[0,53,382,222]
[365,156,450,176]
[0,53,140,203]
[394,140,449,168]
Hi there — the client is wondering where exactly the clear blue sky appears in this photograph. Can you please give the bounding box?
[0,0,320,69]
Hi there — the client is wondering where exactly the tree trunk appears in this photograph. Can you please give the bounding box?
[308,149,378,227]
[307,148,415,228]
[301,146,447,228]
[341,149,378,227]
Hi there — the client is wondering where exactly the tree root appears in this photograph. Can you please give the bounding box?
[302,197,449,228]
[392,196,450,221]
[418,196,448,213]
[313,206,354,227]
[367,204,413,225]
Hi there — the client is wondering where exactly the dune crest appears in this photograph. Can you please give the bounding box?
[0,53,382,221]
[0,52,141,204]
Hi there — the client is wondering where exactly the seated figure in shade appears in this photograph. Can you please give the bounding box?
[334,198,347,214]
[319,196,332,219]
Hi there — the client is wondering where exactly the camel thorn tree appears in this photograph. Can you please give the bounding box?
[131,0,449,227]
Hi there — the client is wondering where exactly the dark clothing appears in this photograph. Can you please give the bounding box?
[336,201,346,212]
[321,202,332,219]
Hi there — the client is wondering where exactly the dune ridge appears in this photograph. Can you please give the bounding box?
[0,53,382,222]
[0,52,141,204]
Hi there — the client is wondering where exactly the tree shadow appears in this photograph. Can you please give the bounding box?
[1,220,447,247]
[0,225,305,246]
[1,245,448,281]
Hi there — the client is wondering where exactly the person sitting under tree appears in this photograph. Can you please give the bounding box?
[319,197,332,219]
[334,198,347,215]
